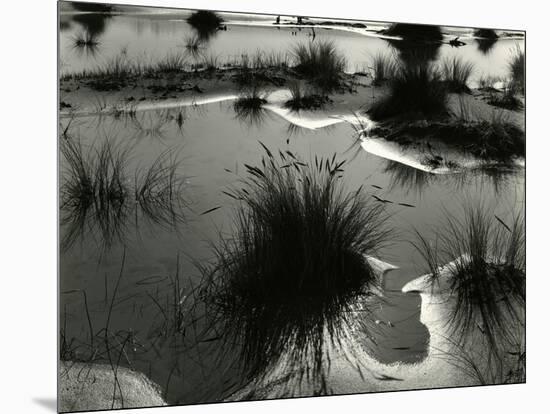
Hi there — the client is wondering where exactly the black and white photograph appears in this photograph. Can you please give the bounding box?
[56,1,527,412]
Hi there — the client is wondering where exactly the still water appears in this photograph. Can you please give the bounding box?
[59,6,525,405]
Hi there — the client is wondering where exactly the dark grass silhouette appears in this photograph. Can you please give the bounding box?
[384,23,443,41]
[184,35,207,62]
[370,111,525,160]
[187,10,224,40]
[60,136,188,251]
[384,24,443,64]
[413,202,525,355]
[474,29,499,55]
[72,31,101,58]
[292,40,347,92]
[508,45,525,94]
[370,52,397,86]
[486,81,524,111]
[368,60,448,120]
[283,81,330,111]
[233,84,269,126]
[474,28,498,39]
[199,145,394,392]
[441,56,474,93]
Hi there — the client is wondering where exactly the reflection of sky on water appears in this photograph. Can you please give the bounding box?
[59,9,524,82]
[59,4,525,404]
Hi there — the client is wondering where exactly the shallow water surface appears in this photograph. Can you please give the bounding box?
[59,4,525,406]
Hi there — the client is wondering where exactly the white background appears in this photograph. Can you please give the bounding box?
[0,0,547,413]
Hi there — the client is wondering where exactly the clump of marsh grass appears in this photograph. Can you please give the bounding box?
[384,23,443,41]
[134,150,188,228]
[60,137,130,250]
[283,81,331,111]
[486,80,523,111]
[200,145,394,388]
[183,35,206,62]
[292,40,347,92]
[72,31,101,57]
[474,28,498,39]
[370,52,397,86]
[230,51,290,87]
[474,28,499,55]
[370,102,525,160]
[369,60,448,120]
[60,136,188,250]
[153,52,187,74]
[413,202,525,354]
[187,10,223,40]
[441,56,475,93]
[233,84,269,126]
[508,45,525,94]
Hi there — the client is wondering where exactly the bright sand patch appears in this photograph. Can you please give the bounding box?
[59,361,166,412]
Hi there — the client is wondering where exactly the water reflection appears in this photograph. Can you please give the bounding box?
[385,23,443,63]
[71,31,101,59]
[187,10,224,42]
[384,160,521,197]
[60,136,189,252]
[474,29,499,55]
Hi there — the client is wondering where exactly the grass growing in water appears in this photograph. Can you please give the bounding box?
[283,81,331,111]
[233,84,269,126]
[60,136,188,250]
[473,29,499,54]
[200,145,393,389]
[474,28,498,39]
[370,106,525,161]
[370,52,397,86]
[508,45,525,94]
[413,202,525,353]
[369,60,448,120]
[384,23,443,41]
[183,35,206,62]
[441,56,474,93]
[292,40,347,92]
[72,31,101,57]
[187,10,223,40]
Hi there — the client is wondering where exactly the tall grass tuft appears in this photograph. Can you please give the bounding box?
[413,202,525,353]
[233,84,268,126]
[134,150,188,228]
[60,137,130,250]
[60,136,188,250]
[200,145,394,387]
[183,35,206,62]
[370,52,397,86]
[72,31,101,57]
[369,60,447,120]
[187,10,223,40]
[473,29,499,55]
[441,56,474,93]
[474,28,498,39]
[384,23,443,41]
[508,45,525,94]
[292,40,347,92]
[283,81,330,111]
